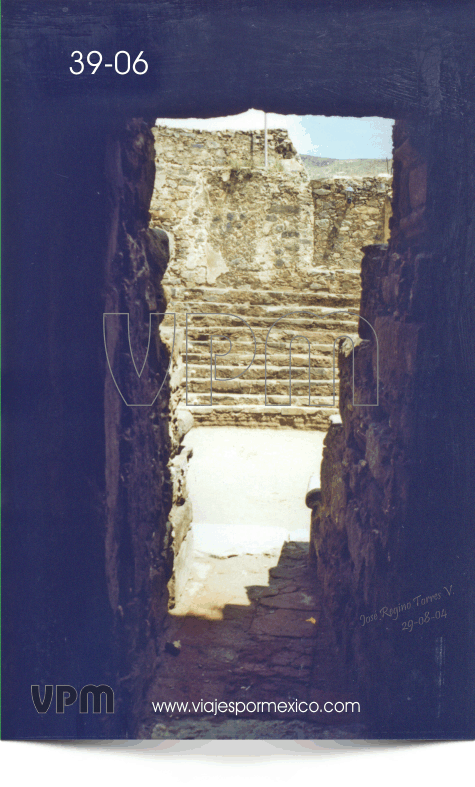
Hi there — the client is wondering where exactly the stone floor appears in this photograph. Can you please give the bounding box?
[141,541,365,739]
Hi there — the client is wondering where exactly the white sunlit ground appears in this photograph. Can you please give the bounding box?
[183,426,325,556]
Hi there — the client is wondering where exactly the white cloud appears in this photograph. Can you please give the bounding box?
[156,109,270,132]
[285,116,320,155]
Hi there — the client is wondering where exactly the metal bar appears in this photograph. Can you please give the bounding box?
[264,111,268,168]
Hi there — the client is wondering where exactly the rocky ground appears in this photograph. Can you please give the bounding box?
[140,541,365,740]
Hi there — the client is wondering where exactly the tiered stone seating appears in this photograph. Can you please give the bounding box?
[164,281,361,428]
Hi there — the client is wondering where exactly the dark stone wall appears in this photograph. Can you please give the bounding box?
[102,120,174,732]
[3,1,475,121]
[2,0,475,738]
[311,116,475,736]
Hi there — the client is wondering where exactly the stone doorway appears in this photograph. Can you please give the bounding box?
[139,117,392,738]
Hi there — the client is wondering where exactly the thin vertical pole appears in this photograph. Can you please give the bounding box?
[264,112,268,169]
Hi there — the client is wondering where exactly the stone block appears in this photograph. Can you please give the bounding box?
[174,408,194,441]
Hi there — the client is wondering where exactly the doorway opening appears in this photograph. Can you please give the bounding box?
[143,112,393,738]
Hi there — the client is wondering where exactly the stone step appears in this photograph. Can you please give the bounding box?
[187,363,334,380]
[181,346,345,364]
[176,398,339,428]
[190,407,338,430]
[182,348,337,363]
[186,378,336,395]
[165,282,361,307]
[184,328,359,346]
[166,300,360,318]
[182,404,338,414]
[185,391,336,406]
[181,313,359,332]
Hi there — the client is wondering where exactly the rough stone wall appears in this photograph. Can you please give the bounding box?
[151,128,312,290]
[151,127,391,293]
[154,125,301,171]
[166,336,195,607]
[311,177,392,270]
[309,115,475,735]
[103,120,192,730]
[150,127,390,429]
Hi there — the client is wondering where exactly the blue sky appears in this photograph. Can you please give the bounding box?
[295,115,393,158]
[156,111,394,158]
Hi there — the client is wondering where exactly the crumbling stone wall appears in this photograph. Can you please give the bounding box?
[153,125,301,172]
[103,120,193,728]
[150,127,390,428]
[166,332,195,607]
[309,115,475,735]
[151,128,312,290]
[311,177,392,269]
[151,127,390,293]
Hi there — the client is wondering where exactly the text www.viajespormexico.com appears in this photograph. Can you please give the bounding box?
[152,699,360,716]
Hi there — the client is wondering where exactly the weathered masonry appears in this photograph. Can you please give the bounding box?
[151,126,391,429]
[3,0,475,741]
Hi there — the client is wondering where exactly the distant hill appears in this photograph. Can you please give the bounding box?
[300,154,392,178]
